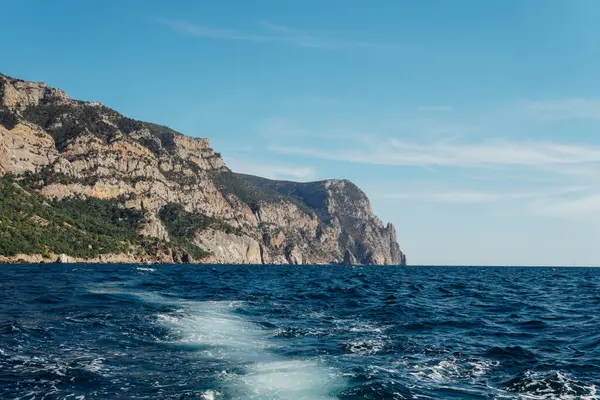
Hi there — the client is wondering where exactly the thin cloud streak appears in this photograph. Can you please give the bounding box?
[269,139,600,168]
[379,187,600,219]
[159,19,403,50]
[383,191,507,203]
[522,98,600,120]
[225,157,317,181]
[533,194,600,218]
[159,19,292,44]
[381,187,588,204]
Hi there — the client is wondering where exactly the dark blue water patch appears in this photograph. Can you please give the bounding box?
[0,264,599,399]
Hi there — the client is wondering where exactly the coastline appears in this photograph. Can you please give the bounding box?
[0,253,159,265]
[0,253,368,266]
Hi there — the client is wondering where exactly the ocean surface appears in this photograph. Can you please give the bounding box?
[0,264,599,400]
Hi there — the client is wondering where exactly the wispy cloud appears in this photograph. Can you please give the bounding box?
[521,98,600,120]
[382,187,587,204]
[270,137,600,168]
[384,190,508,204]
[224,157,317,181]
[159,19,401,50]
[533,194,600,218]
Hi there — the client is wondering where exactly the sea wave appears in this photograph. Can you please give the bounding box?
[1,264,599,399]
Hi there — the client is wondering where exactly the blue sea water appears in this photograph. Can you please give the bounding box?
[0,264,599,399]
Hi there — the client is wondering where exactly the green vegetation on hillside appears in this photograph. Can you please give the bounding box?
[237,174,368,223]
[159,203,239,237]
[0,174,142,257]
[0,175,210,261]
[22,102,142,150]
[20,101,185,156]
[158,204,241,260]
[19,167,97,189]
[213,171,315,216]
[0,106,18,130]
[236,173,330,218]
[143,122,180,151]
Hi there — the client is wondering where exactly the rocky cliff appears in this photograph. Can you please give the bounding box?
[0,72,406,265]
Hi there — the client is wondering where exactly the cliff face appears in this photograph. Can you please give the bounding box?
[0,73,406,265]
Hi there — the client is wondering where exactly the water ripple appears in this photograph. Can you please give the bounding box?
[0,264,598,399]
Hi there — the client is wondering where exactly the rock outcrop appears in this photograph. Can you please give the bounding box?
[0,72,406,265]
[56,254,75,264]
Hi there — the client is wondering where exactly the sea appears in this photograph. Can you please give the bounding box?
[0,264,599,399]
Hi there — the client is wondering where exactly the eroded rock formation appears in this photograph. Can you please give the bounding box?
[0,72,406,265]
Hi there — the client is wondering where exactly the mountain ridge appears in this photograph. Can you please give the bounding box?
[0,72,406,265]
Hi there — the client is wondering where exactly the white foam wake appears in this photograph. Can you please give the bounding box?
[87,284,345,399]
[157,301,344,400]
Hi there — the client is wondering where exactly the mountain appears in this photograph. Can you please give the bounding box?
[0,72,406,265]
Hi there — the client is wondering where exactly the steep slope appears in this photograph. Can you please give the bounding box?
[0,72,406,265]
[237,174,405,265]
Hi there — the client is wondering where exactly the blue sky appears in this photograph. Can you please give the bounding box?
[2,0,600,265]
